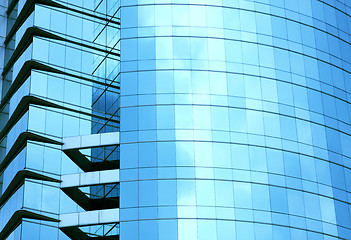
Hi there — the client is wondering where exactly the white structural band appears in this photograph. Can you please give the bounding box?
[62,132,120,150]
[61,169,120,188]
[59,208,120,228]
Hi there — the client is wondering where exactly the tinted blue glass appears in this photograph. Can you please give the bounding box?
[119,0,351,238]
[3,0,351,239]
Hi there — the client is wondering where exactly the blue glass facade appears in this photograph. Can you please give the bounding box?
[0,0,120,239]
[2,0,351,239]
[119,0,351,239]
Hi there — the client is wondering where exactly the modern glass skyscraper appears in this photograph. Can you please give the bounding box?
[0,0,120,239]
[1,0,351,239]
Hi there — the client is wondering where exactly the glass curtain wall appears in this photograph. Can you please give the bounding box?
[119,0,351,240]
[0,0,120,239]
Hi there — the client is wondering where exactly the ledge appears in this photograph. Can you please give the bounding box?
[0,60,120,112]
[60,170,119,211]
[62,133,120,172]
[3,26,120,78]
[59,208,119,228]
[61,187,119,211]
[1,60,56,109]
[5,0,120,47]
[0,209,59,239]
[0,169,61,208]
[63,149,119,172]
[5,0,35,46]
[0,131,63,173]
[0,95,119,143]
[63,132,120,150]
[61,169,119,189]
[3,27,37,78]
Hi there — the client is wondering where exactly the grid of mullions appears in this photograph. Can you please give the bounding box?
[118,0,351,240]
[0,0,121,239]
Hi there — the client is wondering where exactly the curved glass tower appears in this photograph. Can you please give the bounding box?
[2,0,351,239]
[119,0,351,239]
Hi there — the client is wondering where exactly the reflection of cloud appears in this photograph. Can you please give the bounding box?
[296,120,312,144]
[177,180,196,205]
[193,106,211,129]
[178,205,197,218]
[236,119,247,133]
[234,182,252,208]
[191,38,208,60]
[195,142,213,167]
[172,5,189,26]
[178,219,197,239]
[156,37,173,59]
[174,142,197,207]
[138,6,154,26]
[189,6,206,27]
[246,110,264,134]
[175,106,193,129]
[176,141,194,166]
[174,71,191,94]
[319,196,336,224]
[192,71,210,94]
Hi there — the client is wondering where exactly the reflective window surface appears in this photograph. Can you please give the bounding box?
[119,0,351,239]
[1,0,351,239]
[0,0,120,239]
